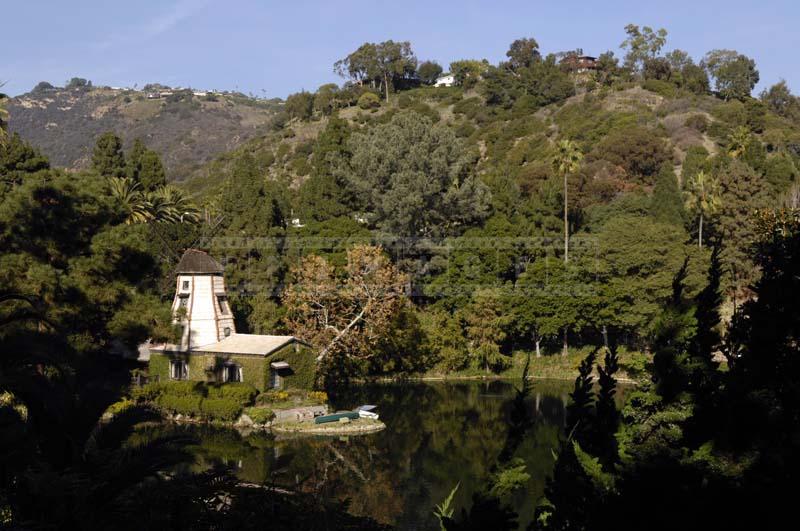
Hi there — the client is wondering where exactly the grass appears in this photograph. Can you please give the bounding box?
[421,347,648,383]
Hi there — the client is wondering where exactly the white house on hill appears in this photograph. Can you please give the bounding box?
[434,74,456,87]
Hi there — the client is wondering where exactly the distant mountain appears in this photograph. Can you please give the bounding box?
[7,85,284,180]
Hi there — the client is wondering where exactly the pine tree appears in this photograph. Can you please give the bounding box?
[137,150,167,191]
[649,164,685,225]
[92,132,126,177]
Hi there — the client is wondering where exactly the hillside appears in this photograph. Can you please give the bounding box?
[7,84,283,179]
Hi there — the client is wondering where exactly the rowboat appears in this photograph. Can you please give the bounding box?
[314,411,360,424]
[356,404,379,419]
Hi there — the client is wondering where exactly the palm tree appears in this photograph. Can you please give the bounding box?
[109,178,200,225]
[727,126,751,159]
[108,176,152,224]
[684,170,722,248]
[553,139,583,264]
[148,185,200,224]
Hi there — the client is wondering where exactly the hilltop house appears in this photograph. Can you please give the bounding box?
[148,249,314,391]
[559,55,597,73]
[434,74,456,87]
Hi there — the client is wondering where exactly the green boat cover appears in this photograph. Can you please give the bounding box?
[314,411,360,424]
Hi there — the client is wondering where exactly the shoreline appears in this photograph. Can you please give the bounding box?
[353,374,639,385]
[272,418,386,435]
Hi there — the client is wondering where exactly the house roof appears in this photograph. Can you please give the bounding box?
[191,334,307,356]
[175,249,224,275]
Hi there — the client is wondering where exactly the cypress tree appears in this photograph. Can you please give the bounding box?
[688,245,722,381]
[595,341,620,465]
[137,150,167,191]
[649,164,685,225]
[567,348,597,444]
[92,131,126,177]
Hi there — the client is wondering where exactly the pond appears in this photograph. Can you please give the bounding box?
[164,379,580,529]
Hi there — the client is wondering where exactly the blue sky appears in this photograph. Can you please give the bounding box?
[3,0,798,97]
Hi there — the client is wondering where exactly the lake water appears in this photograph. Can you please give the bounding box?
[174,379,577,529]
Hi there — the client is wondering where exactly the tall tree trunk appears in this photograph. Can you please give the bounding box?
[535,338,541,358]
[699,213,704,249]
[564,172,569,263]
[562,328,568,357]
[384,72,390,102]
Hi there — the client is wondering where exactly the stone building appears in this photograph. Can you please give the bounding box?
[148,249,314,391]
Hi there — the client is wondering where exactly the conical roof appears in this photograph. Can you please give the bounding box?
[175,249,224,275]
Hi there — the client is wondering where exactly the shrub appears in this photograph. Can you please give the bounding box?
[256,389,290,405]
[685,114,709,133]
[592,125,670,183]
[162,380,206,397]
[206,383,257,405]
[243,406,274,425]
[200,398,243,421]
[285,91,314,120]
[105,398,135,417]
[642,79,676,98]
[309,391,328,404]
[157,394,203,417]
[711,100,747,127]
[131,382,166,402]
[452,97,481,118]
[357,92,380,110]
[455,121,476,138]
[410,102,439,122]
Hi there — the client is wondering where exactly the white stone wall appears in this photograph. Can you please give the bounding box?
[172,274,236,349]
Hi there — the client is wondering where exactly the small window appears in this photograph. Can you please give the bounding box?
[169,360,188,380]
[178,296,188,309]
[224,327,231,337]
[182,280,190,290]
[223,363,241,383]
[217,296,229,315]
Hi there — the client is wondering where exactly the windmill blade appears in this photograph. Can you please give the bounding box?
[188,210,226,250]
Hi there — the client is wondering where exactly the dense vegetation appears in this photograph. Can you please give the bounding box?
[172,25,800,382]
[2,21,800,529]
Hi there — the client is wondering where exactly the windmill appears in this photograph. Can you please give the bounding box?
[149,208,226,298]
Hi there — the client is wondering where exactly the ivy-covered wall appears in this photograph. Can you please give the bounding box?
[266,344,316,390]
[149,352,170,381]
[149,342,316,391]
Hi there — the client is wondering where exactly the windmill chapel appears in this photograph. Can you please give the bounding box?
[148,249,314,391]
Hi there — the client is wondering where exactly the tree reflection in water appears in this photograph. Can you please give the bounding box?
[143,379,587,529]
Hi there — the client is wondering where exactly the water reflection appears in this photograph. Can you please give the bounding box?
[151,379,578,529]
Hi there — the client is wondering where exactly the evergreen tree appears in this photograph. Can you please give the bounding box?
[687,244,722,389]
[137,150,167,191]
[92,132,126,177]
[649,164,685,225]
[566,349,596,443]
[127,139,167,191]
[594,341,620,465]
[717,159,770,290]
[0,133,50,193]
[298,115,354,221]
